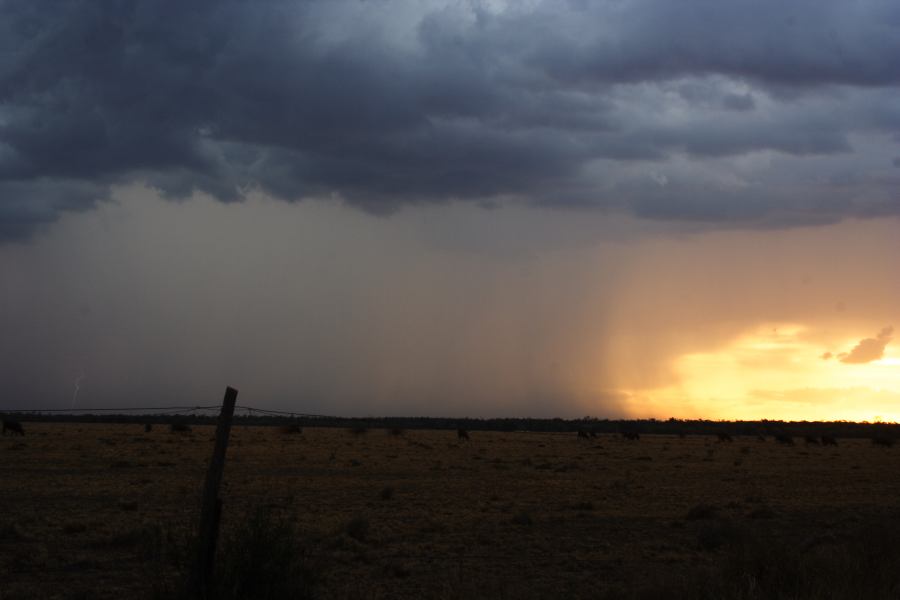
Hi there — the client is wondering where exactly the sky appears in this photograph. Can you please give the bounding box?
[1,0,899,419]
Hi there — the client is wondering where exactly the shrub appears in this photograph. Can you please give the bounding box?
[686,504,718,520]
[696,520,746,552]
[511,511,534,526]
[214,508,318,600]
[344,515,370,543]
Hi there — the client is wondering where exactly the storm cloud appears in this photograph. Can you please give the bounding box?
[2,0,900,239]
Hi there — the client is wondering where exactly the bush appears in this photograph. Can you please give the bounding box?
[344,515,369,543]
[686,504,717,520]
[696,520,746,552]
[214,508,318,600]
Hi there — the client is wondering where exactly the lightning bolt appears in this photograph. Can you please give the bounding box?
[72,373,85,408]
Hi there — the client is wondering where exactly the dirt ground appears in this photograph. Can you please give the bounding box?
[2,423,899,599]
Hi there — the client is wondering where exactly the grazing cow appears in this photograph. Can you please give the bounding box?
[281,424,302,434]
[872,436,894,448]
[457,428,470,441]
[717,433,733,443]
[622,431,640,441]
[804,435,820,445]
[577,429,590,440]
[2,419,24,436]
[170,423,192,433]
[144,423,153,433]
[774,434,794,446]
[678,431,687,439]
[821,436,838,446]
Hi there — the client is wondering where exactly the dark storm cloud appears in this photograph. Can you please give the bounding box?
[2,0,900,238]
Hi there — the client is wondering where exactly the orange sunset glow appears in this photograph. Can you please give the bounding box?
[627,323,900,422]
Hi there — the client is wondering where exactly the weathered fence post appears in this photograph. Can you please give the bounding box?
[187,386,238,599]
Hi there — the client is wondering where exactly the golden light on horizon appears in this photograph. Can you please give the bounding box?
[625,323,900,422]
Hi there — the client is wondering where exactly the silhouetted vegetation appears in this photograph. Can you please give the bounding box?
[7,412,900,441]
[214,508,318,600]
[1,419,24,435]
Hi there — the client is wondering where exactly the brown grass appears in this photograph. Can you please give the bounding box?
[1,424,899,598]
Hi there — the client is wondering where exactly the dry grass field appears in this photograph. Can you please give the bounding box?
[2,423,900,599]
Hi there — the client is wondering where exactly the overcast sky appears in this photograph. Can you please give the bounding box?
[1,0,899,418]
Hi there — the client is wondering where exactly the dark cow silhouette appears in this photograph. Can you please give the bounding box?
[281,424,303,434]
[170,423,192,433]
[2,419,24,436]
[821,435,838,446]
[774,434,794,445]
[577,429,590,440]
[804,435,820,445]
[622,431,640,441]
[144,423,153,433]
[457,428,470,441]
[717,433,733,443]
[872,436,894,448]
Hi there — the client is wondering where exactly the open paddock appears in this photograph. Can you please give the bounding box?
[2,423,900,599]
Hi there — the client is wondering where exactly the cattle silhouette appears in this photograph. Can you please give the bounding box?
[622,431,640,441]
[717,432,733,443]
[577,429,590,440]
[872,436,894,448]
[821,436,838,446]
[457,428,470,441]
[774,434,794,446]
[804,435,820,445]
[2,419,24,436]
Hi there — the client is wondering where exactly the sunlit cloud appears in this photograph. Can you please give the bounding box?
[837,326,894,364]
[628,322,900,421]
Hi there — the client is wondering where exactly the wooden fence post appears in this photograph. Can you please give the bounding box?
[187,386,238,599]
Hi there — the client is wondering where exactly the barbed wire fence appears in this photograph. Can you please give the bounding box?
[0,403,338,420]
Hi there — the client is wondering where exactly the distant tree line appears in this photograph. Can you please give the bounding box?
[4,412,899,440]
